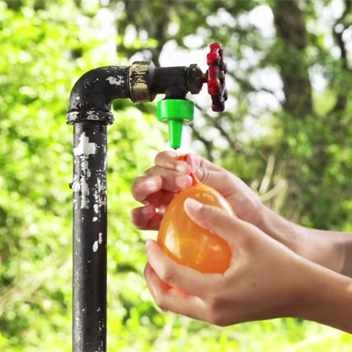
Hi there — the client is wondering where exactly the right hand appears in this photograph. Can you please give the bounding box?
[144,198,310,326]
[144,199,352,334]
[130,151,264,231]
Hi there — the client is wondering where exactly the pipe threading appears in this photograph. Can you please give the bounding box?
[74,121,107,135]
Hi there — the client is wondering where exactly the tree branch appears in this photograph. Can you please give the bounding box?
[227,71,280,101]
[271,0,313,119]
[333,0,351,70]
[259,153,276,195]
[193,102,244,154]
[330,0,352,114]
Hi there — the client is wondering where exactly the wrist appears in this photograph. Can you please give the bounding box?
[258,207,347,274]
[290,257,352,333]
[258,206,305,254]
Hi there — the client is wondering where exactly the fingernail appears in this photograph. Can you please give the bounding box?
[185,198,203,211]
[176,162,189,173]
[146,239,152,251]
[144,177,158,191]
[141,206,152,216]
[176,175,192,188]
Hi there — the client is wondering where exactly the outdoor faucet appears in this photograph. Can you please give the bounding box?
[67,43,227,352]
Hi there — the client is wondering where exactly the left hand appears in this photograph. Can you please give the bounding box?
[144,198,310,326]
[130,151,264,231]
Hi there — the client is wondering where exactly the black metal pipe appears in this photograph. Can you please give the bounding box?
[72,122,108,352]
[67,66,130,125]
[68,66,130,352]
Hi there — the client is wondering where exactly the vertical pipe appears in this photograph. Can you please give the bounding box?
[72,121,108,352]
[67,65,130,352]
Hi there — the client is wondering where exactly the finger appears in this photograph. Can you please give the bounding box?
[186,153,220,174]
[185,154,237,197]
[146,240,221,298]
[132,175,162,203]
[144,166,193,191]
[144,190,177,210]
[130,205,164,230]
[184,198,248,247]
[194,168,237,198]
[144,263,207,320]
[154,151,191,174]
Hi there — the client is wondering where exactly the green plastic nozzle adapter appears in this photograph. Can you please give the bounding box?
[157,99,194,149]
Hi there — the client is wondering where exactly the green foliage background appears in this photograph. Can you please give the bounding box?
[0,0,351,351]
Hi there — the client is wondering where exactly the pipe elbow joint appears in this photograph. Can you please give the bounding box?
[66,66,130,125]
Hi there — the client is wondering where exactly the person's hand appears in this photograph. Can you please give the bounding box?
[131,151,263,231]
[143,198,313,325]
[144,198,352,333]
[130,151,351,277]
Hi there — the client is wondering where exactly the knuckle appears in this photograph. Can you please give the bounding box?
[154,151,170,165]
[207,307,226,326]
[203,205,223,226]
[223,172,234,186]
[154,153,161,165]
[204,291,230,326]
[129,208,138,223]
[143,167,154,176]
[205,205,220,217]
[207,295,221,311]
[133,183,148,203]
[219,172,237,195]
[159,267,176,285]
[130,214,146,230]
[160,271,174,285]
[250,199,265,227]
[143,265,148,278]
[196,167,208,182]
[131,178,143,198]
[213,319,228,327]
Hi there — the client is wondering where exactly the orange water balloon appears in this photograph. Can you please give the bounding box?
[157,155,234,274]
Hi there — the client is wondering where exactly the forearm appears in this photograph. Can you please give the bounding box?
[301,227,352,277]
[259,206,352,277]
[292,258,352,333]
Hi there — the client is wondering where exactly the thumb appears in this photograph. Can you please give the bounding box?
[185,154,230,192]
[194,168,226,191]
[184,198,244,245]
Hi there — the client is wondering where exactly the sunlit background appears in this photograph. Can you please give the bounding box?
[0,0,352,351]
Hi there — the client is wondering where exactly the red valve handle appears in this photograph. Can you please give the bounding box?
[207,43,228,112]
